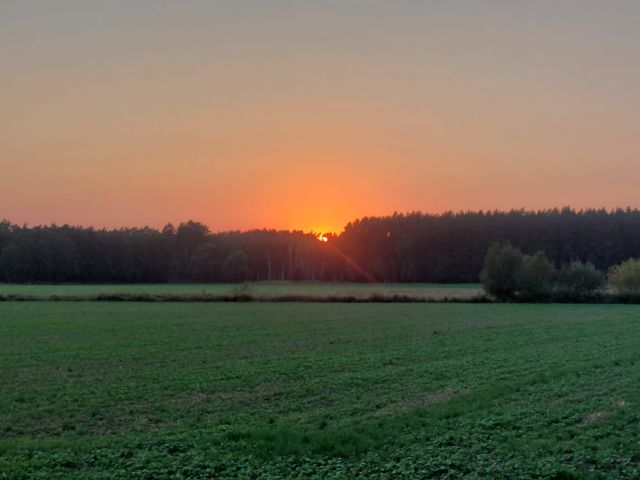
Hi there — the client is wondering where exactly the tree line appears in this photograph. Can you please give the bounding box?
[3,208,640,283]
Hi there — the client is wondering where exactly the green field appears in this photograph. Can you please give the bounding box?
[0,282,482,300]
[2,302,640,478]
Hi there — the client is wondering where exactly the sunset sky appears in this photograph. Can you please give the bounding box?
[2,1,639,233]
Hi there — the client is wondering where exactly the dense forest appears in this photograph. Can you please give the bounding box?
[2,208,640,283]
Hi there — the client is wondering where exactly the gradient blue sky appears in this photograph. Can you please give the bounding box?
[2,1,639,232]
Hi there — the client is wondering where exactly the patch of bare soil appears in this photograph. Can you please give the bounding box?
[374,387,466,416]
[579,399,629,427]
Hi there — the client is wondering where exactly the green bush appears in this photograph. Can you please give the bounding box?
[556,261,604,298]
[608,258,640,296]
[480,243,524,300]
[518,251,556,300]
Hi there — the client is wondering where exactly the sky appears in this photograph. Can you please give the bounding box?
[1,1,639,233]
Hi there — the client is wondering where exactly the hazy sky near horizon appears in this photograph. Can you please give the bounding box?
[2,1,639,233]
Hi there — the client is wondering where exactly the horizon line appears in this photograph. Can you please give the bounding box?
[4,205,640,235]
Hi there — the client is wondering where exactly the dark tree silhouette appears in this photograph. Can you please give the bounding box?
[173,221,209,279]
[221,250,250,282]
[2,208,640,283]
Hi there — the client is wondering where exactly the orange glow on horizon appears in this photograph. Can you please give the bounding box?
[3,3,640,230]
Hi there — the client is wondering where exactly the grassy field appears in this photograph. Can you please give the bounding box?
[0,282,482,300]
[2,302,640,478]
